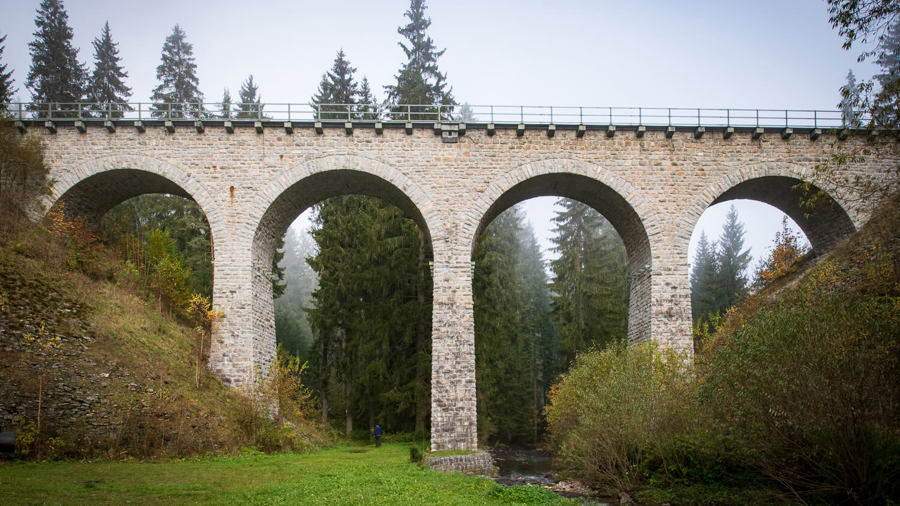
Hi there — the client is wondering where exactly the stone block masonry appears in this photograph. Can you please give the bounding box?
[32,121,899,452]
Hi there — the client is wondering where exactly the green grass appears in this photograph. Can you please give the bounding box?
[0,443,575,505]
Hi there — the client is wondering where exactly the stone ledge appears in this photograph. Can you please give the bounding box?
[425,451,495,475]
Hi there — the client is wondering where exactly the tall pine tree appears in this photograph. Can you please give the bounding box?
[306,196,431,434]
[515,219,558,443]
[385,0,454,120]
[220,88,232,119]
[150,25,203,119]
[356,77,380,120]
[86,21,132,117]
[690,231,719,322]
[236,74,263,119]
[549,199,628,369]
[0,35,17,103]
[715,205,751,311]
[26,0,87,116]
[311,50,358,120]
[689,205,752,323]
[473,207,530,444]
[872,15,900,129]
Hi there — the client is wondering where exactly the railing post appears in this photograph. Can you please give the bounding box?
[579,106,583,124]
[756,109,759,128]
[813,110,817,129]
[18,103,23,121]
[668,108,671,126]
[697,108,701,126]
[287,103,291,122]
[520,105,524,123]
[727,109,730,127]
[490,105,494,123]
[609,107,612,124]
[638,107,642,125]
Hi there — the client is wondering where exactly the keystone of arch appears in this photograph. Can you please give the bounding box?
[465,157,663,263]
[675,162,861,258]
[249,153,444,247]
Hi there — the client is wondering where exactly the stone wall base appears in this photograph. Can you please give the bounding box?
[426,451,495,475]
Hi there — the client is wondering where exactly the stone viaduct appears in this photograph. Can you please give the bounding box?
[22,114,898,451]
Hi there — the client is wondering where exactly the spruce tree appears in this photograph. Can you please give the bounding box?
[86,22,132,117]
[515,219,558,443]
[0,35,17,104]
[840,69,861,128]
[220,88,232,119]
[150,25,203,119]
[385,0,454,120]
[690,231,719,322]
[473,207,531,444]
[549,199,628,369]
[311,50,358,120]
[873,16,900,129]
[356,77,380,120]
[715,205,751,313]
[306,196,430,434]
[26,0,87,116]
[236,74,263,119]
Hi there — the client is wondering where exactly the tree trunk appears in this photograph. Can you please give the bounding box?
[320,339,329,425]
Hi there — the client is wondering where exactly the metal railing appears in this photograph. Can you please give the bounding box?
[3,101,864,130]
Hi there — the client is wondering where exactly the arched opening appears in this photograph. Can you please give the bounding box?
[711,176,854,254]
[687,175,855,332]
[48,167,216,310]
[252,169,434,436]
[474,172,652,342]
[471,172,651,447]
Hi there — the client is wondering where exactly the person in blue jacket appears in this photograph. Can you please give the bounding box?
[373,424,383,448]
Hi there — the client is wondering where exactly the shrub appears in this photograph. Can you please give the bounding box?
[545,341,700,493]
[700,261,900,503]
[234,348,328,454]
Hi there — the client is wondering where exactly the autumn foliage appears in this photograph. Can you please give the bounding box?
[752,216,809,289]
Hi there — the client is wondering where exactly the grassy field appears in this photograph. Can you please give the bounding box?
[0,443,576,505]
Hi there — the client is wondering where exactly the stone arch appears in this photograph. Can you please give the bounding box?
[245,153,440,377]
[46,154,222,239]
[466,158,662,343]
[251,154,441,262]
[677,163,859,260]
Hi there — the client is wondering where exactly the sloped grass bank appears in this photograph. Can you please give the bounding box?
[0,443,573,505]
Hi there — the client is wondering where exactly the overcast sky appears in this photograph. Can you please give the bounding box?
[0,0,878,270]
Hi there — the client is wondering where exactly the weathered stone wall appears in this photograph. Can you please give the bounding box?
[32,121,899,451]
[425,451,495,475]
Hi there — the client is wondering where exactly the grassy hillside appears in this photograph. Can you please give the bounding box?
[0,214,322,459]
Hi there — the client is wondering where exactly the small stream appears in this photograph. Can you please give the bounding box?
[488,447,612,504]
